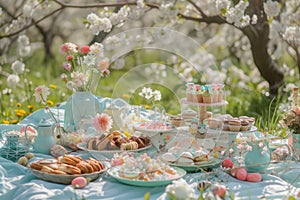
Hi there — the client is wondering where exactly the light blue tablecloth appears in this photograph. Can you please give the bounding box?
[0,103,300,199]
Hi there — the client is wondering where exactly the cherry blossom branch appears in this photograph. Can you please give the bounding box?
[186,0,207,18]
[0,0,228,39]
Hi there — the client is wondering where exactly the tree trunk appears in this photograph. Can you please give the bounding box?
[242,24,284,96]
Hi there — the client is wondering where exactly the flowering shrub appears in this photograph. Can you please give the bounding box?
[60,42,110,92]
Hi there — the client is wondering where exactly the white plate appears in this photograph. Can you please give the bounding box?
[107,166,186,187]
[133,123,175,137]
[180,98,228,107]
[30,167,106,184]
[168,158,221,173]
[77,143,152,159]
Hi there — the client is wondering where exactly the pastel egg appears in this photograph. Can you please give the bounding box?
[246,173,262,182]
[50,144,67,157]
[222,159,234,169]
[71,177,87,189]
[236,168,248,181]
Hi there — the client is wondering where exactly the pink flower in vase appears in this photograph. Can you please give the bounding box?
[63,62,72,72]
[66,55,73,61]
[93,113,113,133]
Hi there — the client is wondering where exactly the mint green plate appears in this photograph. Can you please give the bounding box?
[169,158,221,173]
[107,166,186,187]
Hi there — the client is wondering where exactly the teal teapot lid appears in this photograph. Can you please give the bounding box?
[37,118,53,127]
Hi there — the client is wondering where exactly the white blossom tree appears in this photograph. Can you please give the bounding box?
[0,0,299,96]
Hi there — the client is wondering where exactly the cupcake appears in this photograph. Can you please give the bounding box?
[217,84,225,102]
[222,119,230,131]
[206,118,221,129]
[171,117,185,127]
[248,117,255,127]
[211,84,219,103]
[228,119,241,132]
[240,120,250,131]
[186,83,194,102]
[202,90,212,103]
[194,84,203,103]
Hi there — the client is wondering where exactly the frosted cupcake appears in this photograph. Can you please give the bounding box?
[202,89,212,103]
[228,118,241,132]
[194,84,203,103]
[206,118,221,129]
[240,120,250,131]
[186,83,194,102]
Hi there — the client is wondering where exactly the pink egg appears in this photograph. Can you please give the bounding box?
[222,159,234,169]
[230,168,238,177]
[236,168,248,181]
[246,173,262,182]
[71,177,87,189]
[212,184,227,198]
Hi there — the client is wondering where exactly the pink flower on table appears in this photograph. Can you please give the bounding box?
[63,62,72,71]
[79,45,90,54]
[93,113,113,132]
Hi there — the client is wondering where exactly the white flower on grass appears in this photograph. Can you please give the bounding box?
[19,46,31,57]
[7,74,20,88]
[165,178,195,200]
[33,85,49,103]
[11,60,25,74]
[2,88,12,95]
[71,72,88,88]
[144,87,153,100]
[18,35,31,57]
[264,0,280,17]
[152,90,161,101]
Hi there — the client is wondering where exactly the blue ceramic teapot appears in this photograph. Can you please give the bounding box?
[25,118,56,155]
